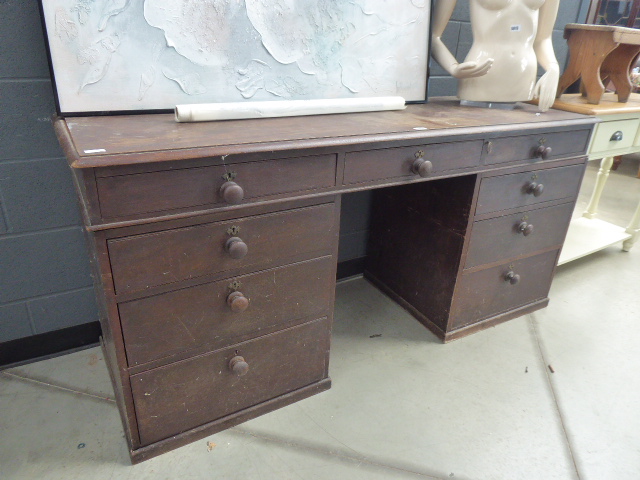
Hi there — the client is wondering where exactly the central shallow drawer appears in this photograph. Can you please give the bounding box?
[465,202,574,268]
[343,140,482,184]
[131,317,330,446]
[475,163,584,215]
[96,154,337,219]
[450,250,558,330]
[108,202,336,295]
[119,257,334,366]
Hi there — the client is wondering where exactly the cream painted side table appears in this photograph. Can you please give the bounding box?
[552,93,640,264]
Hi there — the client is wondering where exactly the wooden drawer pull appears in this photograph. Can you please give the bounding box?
[225,237,248,259]
[517,221,534,236]
[525,181,544,197]
[535,145,552,159]
[220,181,245,204]
[504,271,521,285]
[228,355,249,376]
[227,291,249,313]
[412,158,433,177]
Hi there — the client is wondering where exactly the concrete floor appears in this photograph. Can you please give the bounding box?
[1,159,639,480]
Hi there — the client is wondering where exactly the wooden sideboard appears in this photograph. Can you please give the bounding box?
[53,100,596,463]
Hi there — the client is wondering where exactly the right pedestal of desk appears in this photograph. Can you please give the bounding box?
[552,93,640,265]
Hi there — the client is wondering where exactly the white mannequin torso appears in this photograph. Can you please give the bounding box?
[431,0,559,110]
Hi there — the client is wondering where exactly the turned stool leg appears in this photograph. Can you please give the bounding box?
[584,156,614,219]
[600,44,640,103]
[558,30,618,104]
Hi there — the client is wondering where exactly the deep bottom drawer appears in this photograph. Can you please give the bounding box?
[450,250,558,330]
[131,317,330,446]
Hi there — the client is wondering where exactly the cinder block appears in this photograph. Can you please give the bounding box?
[338,230,369,263]
[428,76,458,98]
[0,302,33,342]
[0,81,62,161]
[28,288,98,334]
[0,158,81,233]
[0,0,51,79]
[340,191,373,234]
[0,227,92,304]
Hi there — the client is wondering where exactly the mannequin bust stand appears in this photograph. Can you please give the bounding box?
[431,0,560,112]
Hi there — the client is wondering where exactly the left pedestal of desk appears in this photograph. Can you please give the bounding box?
[55,118,341,463]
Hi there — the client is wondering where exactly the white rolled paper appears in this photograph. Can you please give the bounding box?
[175,97,406,123]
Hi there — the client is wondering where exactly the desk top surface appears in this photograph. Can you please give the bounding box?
[56,98,595,168]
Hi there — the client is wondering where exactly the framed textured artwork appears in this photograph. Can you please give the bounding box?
[39,0,431,115]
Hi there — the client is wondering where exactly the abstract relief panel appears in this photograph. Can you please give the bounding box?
[40,0,431,114]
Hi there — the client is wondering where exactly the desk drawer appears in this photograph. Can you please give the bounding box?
[343,140,482,185]
[465,202,574,268]
[131,317,330,446]
[475,163,584,215]
[108,203,336,295]
[119,257,334,367]
[450,250,558,330]
[484,129,591,165]
[591,119,639,154]
[96,154,337,219]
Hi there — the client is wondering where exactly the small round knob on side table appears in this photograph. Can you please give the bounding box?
[535,145,552,159]
[227,291,249,312]
[225,237,248,259]
[412,159,433,177]
[504,271,521,285]
[517,221,534,236]
[229,356,249,376]
[526,182,545,197]
[220,181,244,204]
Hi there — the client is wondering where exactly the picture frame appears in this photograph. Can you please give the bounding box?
[39,0,431,116]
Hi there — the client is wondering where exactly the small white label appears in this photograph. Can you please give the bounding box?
[84,148,106,154]
[413,127,428,131]
[511,25,521,32]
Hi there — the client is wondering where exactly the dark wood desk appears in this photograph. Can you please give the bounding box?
[54,100,596,463]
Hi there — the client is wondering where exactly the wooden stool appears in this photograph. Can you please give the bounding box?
[557,24,640,105]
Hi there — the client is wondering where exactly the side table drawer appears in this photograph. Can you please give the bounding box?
[96,154,337,219]
[591,119,639,155]
[465,202,574,269]
[475,163,584,215]
[109,203,336,295]
[484,129,591,165]
[343,140,482,184]
[119,257,335,367]
[131,317,330,446]
[450,250,558,330]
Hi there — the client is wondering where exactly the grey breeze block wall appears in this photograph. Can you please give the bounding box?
[1,0,590,344]
[0,0,97,343]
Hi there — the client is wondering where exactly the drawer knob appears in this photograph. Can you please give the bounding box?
[412,159,433,177]
[220,181,245,204]
[525,182,544,197]
[229,355,249,376]
[225,237,248,259]
[505,271,521,285]
[535,145,552,159]
[610,131,624,142]
[227,291,249,312]
[518,221,534,236]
